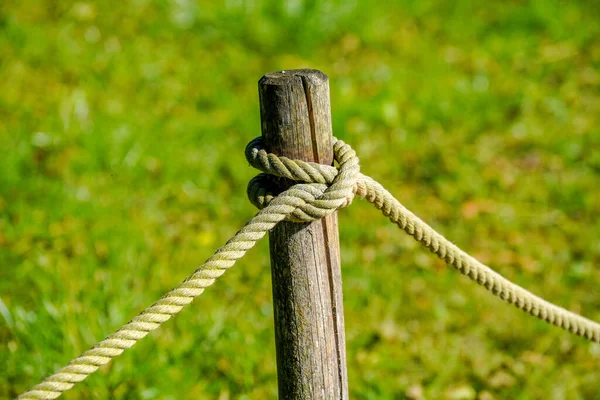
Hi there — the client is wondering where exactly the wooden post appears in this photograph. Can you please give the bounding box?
[258,69,348,399]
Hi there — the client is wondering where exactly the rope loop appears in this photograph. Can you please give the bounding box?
[245,136,360,222]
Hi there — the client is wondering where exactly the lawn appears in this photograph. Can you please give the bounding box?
[1,0,600,399]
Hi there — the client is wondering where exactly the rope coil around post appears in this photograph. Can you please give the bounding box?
[246,136,360,222]
[18,136,600,400]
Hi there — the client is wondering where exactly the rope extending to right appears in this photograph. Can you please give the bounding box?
[358,175,600,341]
[19,135,600,399]
[246,136,600,342]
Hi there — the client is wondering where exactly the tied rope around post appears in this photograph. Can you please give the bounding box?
[246,137,600,342]
[19,137,600,399]
[17,137,360,400]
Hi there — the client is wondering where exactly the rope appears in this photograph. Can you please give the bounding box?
[17,137,360,400]
[247,137,600,342]
[18,136,600,399]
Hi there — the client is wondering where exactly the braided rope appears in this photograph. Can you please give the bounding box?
[356,175,600,342]
[19,136,600,399]
[19,212,279,399]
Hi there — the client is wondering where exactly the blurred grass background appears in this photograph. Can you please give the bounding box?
[1,0,600,399]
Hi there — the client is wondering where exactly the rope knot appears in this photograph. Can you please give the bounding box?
[245,137,360,222]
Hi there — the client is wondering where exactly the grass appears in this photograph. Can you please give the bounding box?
[1,0,600,398]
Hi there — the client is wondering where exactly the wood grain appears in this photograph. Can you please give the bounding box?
[258,69,348,399]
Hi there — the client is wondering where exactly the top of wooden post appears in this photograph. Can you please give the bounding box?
[258,69,333,165]
[260,68,328,84]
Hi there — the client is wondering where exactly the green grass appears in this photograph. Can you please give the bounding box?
[1,0,600,398]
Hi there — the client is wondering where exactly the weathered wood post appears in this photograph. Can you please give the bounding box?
[258,69,348,399]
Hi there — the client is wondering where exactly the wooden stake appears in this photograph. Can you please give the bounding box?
[258,69,348,399]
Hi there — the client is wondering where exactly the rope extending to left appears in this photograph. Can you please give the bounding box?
[19,137,600,399]
[17,138,360,400]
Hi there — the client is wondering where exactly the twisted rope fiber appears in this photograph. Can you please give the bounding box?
[19,137,600,399]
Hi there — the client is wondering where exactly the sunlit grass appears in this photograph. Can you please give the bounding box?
[1,1,600,399]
